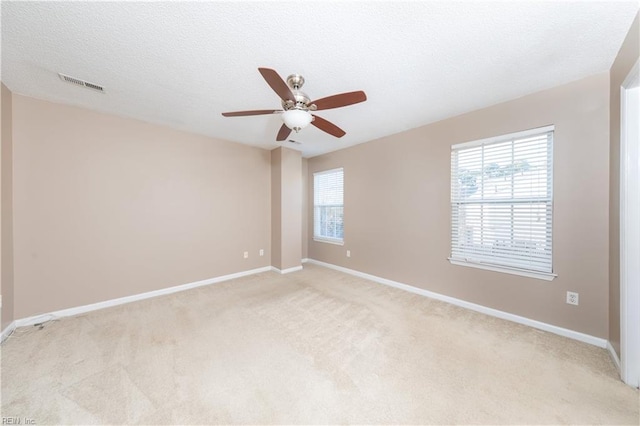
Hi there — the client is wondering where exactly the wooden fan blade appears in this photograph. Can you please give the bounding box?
[258,68,295,102]
[221,109,281,117]
[311,115,346,138]
[276,124,292,141]
[311,91,367,111]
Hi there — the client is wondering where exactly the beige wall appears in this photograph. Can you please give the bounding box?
[1,83,15,330]
[308,73,610,338]
[12,95,271,318]
[609,13,639,357]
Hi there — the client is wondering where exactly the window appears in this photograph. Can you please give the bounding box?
[314,168,344,245]
[449,126,555,280]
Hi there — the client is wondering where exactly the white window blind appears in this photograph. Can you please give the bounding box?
[314,168,344,244]
[450,126,554,275]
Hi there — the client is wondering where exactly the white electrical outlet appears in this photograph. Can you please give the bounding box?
[243,251,249,259]
[566,291,579,306]
[259,249,264,256]
[346,250,351,258]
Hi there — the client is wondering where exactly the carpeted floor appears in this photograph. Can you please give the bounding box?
[1,264,638,424]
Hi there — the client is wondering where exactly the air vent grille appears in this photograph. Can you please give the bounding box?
[58,73,105,93]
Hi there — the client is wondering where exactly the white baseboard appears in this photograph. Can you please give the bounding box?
[271,265,303,274]
[7,259,610,351]
[14,266,273,328]
[607,341,621,372]
[1,320,17,343]
[301,258,309,264]
[305,259,608,348]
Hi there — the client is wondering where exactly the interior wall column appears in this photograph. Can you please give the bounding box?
[1,83,15,332]
[270,147,302,271]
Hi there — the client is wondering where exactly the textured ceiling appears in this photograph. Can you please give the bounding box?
[1,1,638,157]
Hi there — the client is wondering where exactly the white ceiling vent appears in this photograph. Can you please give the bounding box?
[58,73,105,93]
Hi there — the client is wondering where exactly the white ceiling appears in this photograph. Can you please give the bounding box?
[1,1,638,158]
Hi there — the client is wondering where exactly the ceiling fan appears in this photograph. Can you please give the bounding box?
[221,68,367,141]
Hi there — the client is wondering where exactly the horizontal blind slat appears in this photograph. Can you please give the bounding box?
[451,129,553,274]
[314,168,344,241]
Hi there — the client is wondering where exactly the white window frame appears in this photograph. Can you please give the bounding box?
[313,167,344,245]
[449,125,557,281]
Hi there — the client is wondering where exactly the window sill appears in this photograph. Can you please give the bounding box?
[448,258,557,281]
[313,238,344,246]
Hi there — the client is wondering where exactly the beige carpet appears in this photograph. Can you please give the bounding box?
[1,264,638,424]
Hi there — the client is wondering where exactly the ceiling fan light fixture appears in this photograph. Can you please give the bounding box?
[282,109,312,132]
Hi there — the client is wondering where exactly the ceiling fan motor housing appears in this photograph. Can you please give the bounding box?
[282,74,314,111]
